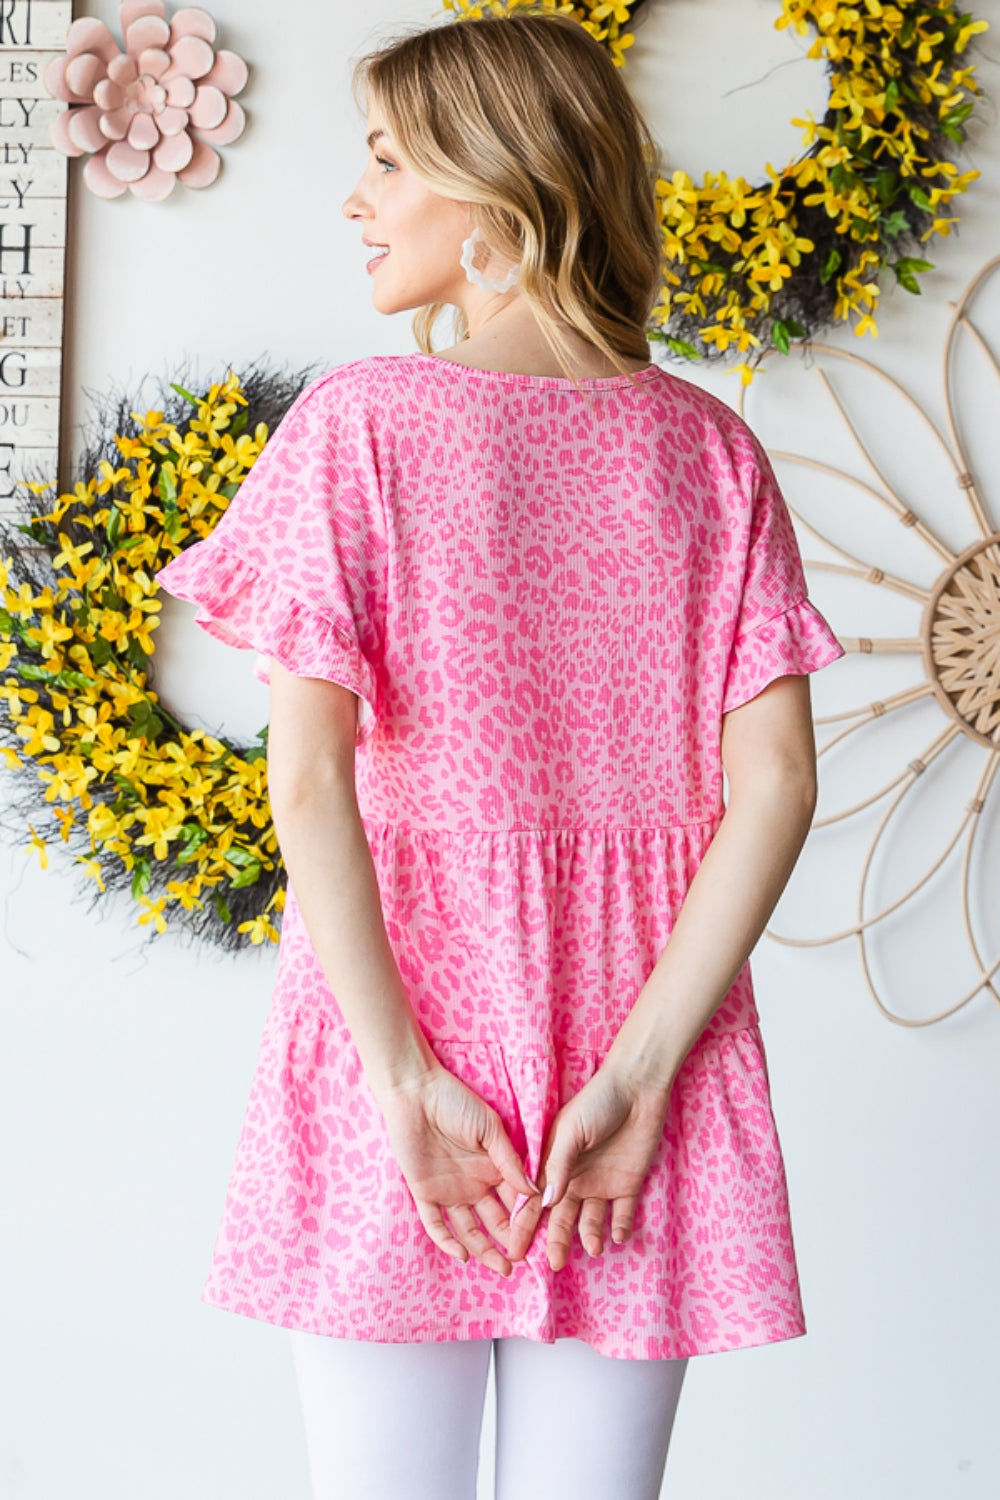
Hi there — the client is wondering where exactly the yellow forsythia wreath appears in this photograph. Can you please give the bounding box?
[0,365,316,948]
[446,0,988,382]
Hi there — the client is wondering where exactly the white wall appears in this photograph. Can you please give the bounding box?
[3,2,999,1495]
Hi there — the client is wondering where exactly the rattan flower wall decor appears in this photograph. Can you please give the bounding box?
[446,0,989,385]
[44,1,249,200]
[739,254,1000,1028]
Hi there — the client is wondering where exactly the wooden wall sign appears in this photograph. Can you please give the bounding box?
[0,0,69,520]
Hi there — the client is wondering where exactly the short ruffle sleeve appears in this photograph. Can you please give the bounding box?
[722,432,844,715]
[154,365,388,745]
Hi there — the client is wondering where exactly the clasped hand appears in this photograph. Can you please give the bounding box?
[374,1060,673,1275]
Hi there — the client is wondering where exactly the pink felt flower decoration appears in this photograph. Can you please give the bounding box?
[44,1,249,200]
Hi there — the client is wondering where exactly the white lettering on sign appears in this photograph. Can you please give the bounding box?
[0,1,68,517]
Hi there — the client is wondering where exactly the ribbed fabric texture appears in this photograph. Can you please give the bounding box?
[155,353,844,1359]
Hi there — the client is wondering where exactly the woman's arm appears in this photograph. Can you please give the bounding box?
[515,672,823,1267]
[265,662,542,1275]
[264,661,439,1101]
[600,672,819,1091]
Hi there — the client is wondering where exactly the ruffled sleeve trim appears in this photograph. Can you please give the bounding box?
[155,538,379,745]
[722,595,844,715]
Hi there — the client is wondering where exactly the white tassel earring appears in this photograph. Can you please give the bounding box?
[460,226,519,293]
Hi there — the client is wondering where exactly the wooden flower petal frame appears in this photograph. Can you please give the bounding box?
[738,253,1000,1027]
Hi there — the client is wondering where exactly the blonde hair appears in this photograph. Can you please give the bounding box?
[351,7,664,397]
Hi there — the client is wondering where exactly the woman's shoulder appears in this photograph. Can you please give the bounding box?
[298,354,423,399]
[279,356,430,437]
[653,364,759,441]
[287,356,388,408]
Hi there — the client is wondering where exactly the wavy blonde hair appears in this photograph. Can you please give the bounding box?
[350,7,664,395]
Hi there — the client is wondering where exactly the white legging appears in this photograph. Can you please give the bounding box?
[289,1329,688,1500]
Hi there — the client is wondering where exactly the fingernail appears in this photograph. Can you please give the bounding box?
[509,1191,530,1225]
[540,1183,554,1208]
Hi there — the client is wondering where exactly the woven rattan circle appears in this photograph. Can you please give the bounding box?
[923,532,1000,749]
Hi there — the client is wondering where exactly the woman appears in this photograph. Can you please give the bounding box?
[156,10,844,1499]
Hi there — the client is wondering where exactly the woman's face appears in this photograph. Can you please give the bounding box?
[342,105,510,317]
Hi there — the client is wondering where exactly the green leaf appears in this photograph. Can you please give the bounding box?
[771,320,791,355]
[18,661,54,681]
[90,636,113,668]
[13,520,48,540]
[126,698,162,739]
[0,607,13,634]
[163,507,183,543]
[213,893,232,924]
[170,382,200,405]
[907,185,933,211]
[125,639,149,672]
[116,533,146,551]
[884,80,899,113]
[106,505,124,548]
[783,318,805,337]
[177,844,206,866]
[944,101,974,128]
[131,856,151,900]
[900,15,915,46]
[52,668,93,691]
[896,272,921,294]
[225,846,259,868]
[230,860,262,889]
[829,164,858,193]
[820,247,842,284]
[219,482,241,500]
[157,463,177,505]
[663,336,702,359]
[229,410,248,438]
[880,210,908,239]
[895,257,935,274]
[874,169,896,205]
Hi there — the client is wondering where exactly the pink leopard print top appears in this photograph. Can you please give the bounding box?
[155,353,844,1359]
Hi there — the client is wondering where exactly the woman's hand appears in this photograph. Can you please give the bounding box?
[373,1063,541,1277]
[508,1065,673,1272]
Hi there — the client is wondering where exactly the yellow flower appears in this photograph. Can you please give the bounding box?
[749,260,793,292]
[921,215,960,240]
[0,680,38,716]
[52,534,95,577]
[76,855,106,892]
[25,613,74,659]
[53,805,75,842]
[136,895,169,933]
[727,361,761,387]
[25,823,48,868]
[16,708,61,755]
[237,914,280,945]
[166,880,205,911]
[88,803,123,845]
